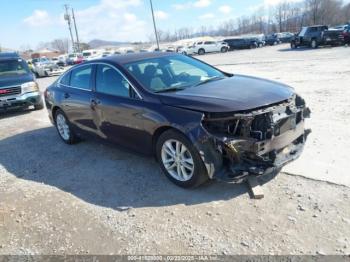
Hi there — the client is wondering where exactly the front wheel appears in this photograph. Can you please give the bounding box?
[291,41,297,49]
[55,109,79,144]
[156,130,209,188]
[198,49,205,55]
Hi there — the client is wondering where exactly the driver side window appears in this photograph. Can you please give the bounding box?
[95,64,130,97]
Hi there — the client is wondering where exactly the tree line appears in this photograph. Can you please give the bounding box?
[151,0,350,42]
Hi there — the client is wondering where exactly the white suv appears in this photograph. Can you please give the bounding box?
[192,41,229,55]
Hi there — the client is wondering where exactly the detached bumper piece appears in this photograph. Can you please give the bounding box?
[202,95,311,182]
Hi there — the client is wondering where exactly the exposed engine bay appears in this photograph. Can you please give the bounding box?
[201,94,311,182]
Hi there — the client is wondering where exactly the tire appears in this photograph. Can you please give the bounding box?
[221,47,228,53]
[35,72,40,78]
[54,109,79,144]
[291,41,297,49]
[156,129,209,188]
[311,39,318,49]
[198,48,205,55]
[34,100,44,110]
[182,51,187,55]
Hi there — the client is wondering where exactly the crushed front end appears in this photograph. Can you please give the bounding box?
[200,94,311,182]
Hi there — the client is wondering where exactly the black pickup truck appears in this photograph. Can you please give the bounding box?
[291,25,344,49]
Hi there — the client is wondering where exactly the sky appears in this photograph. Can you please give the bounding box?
[1,0,302,50]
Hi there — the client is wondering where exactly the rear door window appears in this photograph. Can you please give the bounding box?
[70,65,93,90]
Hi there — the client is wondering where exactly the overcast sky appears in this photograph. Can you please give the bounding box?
[0,0,334,50]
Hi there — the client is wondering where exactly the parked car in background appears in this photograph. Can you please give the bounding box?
[82,49,102,61]
[67,53,83,65]
[57,55,67,67]
[51,57,59,64]
[192,41,229,55]
[224,38,258,50]
[101,51,112,57]
[291,25,344,49]
[32,57,65,77]
[251,35,266,47]
[0,52,43,110]
[177,45,196,55]
[265,34,282,45]
[278,32,295,43]
[44,52,310,188]
[339,24,350,44]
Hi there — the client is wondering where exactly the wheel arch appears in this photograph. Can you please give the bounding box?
[51,105,62,123]
[152,125,186,157]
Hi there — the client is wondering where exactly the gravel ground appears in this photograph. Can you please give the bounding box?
[0,44,349,255]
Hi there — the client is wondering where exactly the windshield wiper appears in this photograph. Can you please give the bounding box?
[154,87,186,93]
[194,76,225,87]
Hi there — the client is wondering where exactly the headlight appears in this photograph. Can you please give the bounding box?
[22,82,39,93]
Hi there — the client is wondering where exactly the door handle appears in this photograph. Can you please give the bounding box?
[64,93,70,99]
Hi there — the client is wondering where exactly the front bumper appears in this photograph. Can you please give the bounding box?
[0,91,42,110]
[218,122,310,182]
[193,99,311,183]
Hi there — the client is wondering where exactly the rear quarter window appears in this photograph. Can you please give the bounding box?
[70,65,93,90]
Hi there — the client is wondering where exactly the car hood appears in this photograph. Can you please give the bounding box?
[158,74,294,113]
[0,73,34,88]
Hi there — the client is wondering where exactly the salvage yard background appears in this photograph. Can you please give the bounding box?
[0,44,349,254]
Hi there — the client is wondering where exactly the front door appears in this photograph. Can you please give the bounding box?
[91,64,147,153]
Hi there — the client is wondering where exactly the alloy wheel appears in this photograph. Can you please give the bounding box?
[161,139,194,182]
[56,113,70,141]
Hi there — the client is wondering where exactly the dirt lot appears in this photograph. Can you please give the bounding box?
[0,44,349,255]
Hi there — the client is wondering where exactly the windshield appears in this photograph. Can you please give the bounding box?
[125,55,226,93]
[299,27,308,37]
[0,59,31,76]
[83,52,92,57]
[68,54,76,58]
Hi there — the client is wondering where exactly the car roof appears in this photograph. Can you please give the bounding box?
[0,52,20,60]
[101,51,179,65]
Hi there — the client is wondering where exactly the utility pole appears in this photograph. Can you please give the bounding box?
[71,8,80,53]
[64,4,75,53]
[149,0,160,51]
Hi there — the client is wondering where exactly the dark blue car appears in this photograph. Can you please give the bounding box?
[44,52,310,188]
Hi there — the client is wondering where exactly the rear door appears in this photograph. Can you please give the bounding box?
[91,63,147,152]
[204,41,216,52]
[60,64,97,135]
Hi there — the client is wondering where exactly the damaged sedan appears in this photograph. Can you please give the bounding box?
[44,52,311,188]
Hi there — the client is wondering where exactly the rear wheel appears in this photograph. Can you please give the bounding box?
[221,47,228,53]
[55,109,79,144]
[156,130,209,188]
[198,48,205,55]
[311,39,318,49]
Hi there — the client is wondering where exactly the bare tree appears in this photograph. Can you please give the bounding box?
[51,39,69,53]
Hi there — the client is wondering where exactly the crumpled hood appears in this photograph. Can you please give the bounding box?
[0,73,34,88]
[158,74,294,113]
